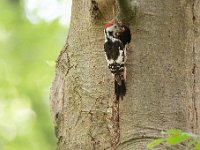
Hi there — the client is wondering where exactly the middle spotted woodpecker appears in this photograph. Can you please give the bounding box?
[104,23,131,100]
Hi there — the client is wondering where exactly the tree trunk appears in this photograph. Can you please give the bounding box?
[50,0,200,149]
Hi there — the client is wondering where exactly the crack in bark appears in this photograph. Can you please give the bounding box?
[56,47,73,77]
[88,111,96,150]
[56,44,68,68]
[54,43,75,140]
[134,125,166,133]
[64,52,74,77]
[118,135,161,146]
[191,46,198,132]
[191,1,198,133]
[106,100,120,150]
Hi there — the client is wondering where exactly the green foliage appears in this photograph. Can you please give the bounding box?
[165,129,183,135]
[147,139,166,149]
[0,0,67,149]
[166,134,190,145]
[147,129,200,150]
[195,144,200,150]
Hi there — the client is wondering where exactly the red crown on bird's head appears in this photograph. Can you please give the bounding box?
[104,23,113,29]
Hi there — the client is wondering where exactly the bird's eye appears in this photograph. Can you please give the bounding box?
[108,31,113,35]
[114,25,117,28]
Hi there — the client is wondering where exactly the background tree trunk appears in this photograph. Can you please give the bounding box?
[50,0,200,149]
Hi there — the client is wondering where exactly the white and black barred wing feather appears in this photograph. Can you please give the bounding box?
[104,40,125,72]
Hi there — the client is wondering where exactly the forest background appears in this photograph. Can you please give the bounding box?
[0,0,71,149]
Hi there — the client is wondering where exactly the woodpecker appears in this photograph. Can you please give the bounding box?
[104,23,131,100]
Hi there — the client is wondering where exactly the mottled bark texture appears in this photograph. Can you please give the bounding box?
[50,0,200,149]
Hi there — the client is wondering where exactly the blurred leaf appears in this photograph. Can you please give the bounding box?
[147,139,166,149]
[165,129,183,135]
[195,144,200,150]
[167,134,190,145]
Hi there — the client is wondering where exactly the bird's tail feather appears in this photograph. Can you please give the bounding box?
[115,75,126,100]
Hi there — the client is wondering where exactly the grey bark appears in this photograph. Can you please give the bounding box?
[50,0,200,149]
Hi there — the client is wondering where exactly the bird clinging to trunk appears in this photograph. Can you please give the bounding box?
[104,23,131,100]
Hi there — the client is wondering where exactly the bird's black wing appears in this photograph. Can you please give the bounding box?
[104,40,124,61]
